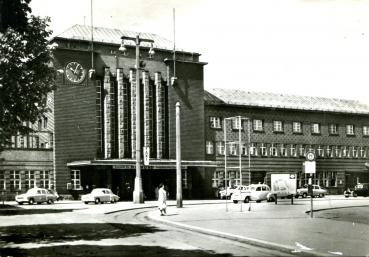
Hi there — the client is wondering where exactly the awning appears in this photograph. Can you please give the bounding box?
[67,158,217,169]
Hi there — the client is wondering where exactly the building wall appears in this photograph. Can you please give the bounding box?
[205,104,369,193]
[52,39,208,195]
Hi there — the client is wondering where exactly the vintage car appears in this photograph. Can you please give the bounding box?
[81,188,119,204]
[231,184,270,203]
[296,184,327,198]
[15,187,58,205]
[353,183,369,197]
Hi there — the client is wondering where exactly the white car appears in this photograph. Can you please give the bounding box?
[296,184,327,198]
[15,188,57,205]
[231,184,271,203]
[81,188,119,204]
[219,185,238,199]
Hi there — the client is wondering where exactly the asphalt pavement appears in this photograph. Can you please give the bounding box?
[1,196,369,256]
[148,196,369,257]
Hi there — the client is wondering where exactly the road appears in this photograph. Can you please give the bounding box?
[0,201,296,257]
[107,208,296,257]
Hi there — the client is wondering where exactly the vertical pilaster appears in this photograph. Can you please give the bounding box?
[130,69,136,159]
[117,68,129,159]
[155,72,165,159]
[103,67,112,159]
[143,71,152,154]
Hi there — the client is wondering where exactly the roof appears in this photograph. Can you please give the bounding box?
[52,24,197,54]
[204,88,369,115]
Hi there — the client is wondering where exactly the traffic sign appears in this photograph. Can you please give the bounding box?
[303,161,316,174]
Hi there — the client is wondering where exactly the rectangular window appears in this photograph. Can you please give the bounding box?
[299,144,306,157]
[232,117,243,130]
[40,170,50,189]
[229,142,238,156]
[25,170,36,190]
[260,143,267,156]
[0,171,5,190]
[241,143,248,156]
[329,124,338,135]
[250,143,257,156]
[253,119,263,131]
[317,145,324,157]
[212,171,224,188]
[326,146,332,158]
[216,141,225,155]
[311,123,320,134]
[10,171,21,191]
[290,144,297,157]
[273,121,283,132]
[363,126,369,136]
[270,144,278,157]
[335,146,341,158]
[280,144,287,157]
[206,141,214,155]
[346,125,355,135]
[70,170,81,190]
[292,122,302,133]
[209,117,221,129]
[341,146,347,158]
[43,117,48,129]
[228,171,240,186]
[352,146,358,158]
[360,147,367,158]
[38,119,42,131]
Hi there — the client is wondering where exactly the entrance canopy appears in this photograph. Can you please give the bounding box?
[67,158,217,169]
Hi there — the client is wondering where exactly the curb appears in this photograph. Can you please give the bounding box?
[146,212,326,257]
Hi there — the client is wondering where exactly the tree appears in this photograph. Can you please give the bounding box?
[0,0,56,152]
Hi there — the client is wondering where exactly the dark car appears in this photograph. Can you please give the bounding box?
[353,183,369,197]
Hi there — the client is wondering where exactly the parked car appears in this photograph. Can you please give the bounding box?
[231,184,270,203]
[81,188,119,204]
[219,185,238,199]
[296,184,327,198]
[48,189,63,201]
[353,183,369,197]
[15,187,57,205]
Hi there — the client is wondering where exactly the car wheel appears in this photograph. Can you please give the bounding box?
[84,201,89,204]
[29,198,35,205]
[302,193,307,198]
[294,195,299,199]
[256,200,261,203]
[94,198,100,204]
[18,202,23,205]
[319,194,324,198]
[233,200,238,204]
[47,199,54,204]
[244,197,249,203]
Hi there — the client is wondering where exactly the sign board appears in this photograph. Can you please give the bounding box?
[303,161,316,174]
[271,173,297,196]
[143,147,150,166]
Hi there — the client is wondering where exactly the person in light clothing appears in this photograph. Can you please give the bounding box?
[157,183,167,216]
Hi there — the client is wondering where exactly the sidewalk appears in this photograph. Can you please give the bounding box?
[147,197,369,257]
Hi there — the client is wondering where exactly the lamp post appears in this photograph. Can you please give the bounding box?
[119,35,155,203]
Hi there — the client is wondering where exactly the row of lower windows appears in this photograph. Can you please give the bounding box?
[206,141,369,158]
[0,170,53,190]
[212,171,338,188]
[209,116,369,136]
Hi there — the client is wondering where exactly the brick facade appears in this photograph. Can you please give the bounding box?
[205,103,369,194]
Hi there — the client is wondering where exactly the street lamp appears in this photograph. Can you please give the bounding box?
[119,35,154,203]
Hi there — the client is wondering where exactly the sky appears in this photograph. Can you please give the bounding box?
[30,0,369,104]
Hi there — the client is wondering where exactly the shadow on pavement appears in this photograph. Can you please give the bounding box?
[0,223,163,244]
[0,208,75,216]
[0,245,234,257]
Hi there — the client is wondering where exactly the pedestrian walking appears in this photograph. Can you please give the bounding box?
[157,183,167,216]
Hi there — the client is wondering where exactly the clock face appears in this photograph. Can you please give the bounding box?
[65,61,86,83]
[306,152,315,161]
